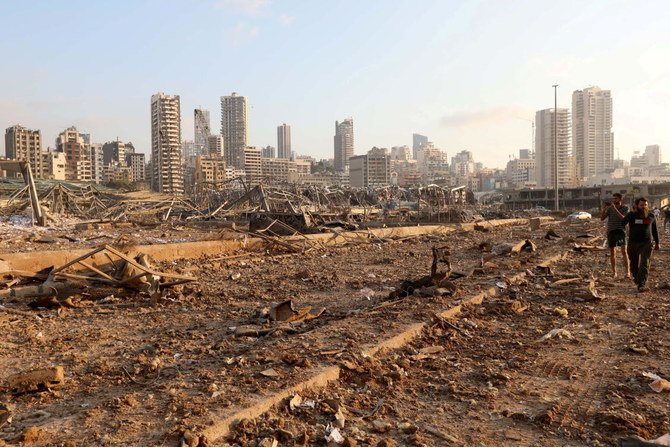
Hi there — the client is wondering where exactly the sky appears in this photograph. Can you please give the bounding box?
[1,0,669,169]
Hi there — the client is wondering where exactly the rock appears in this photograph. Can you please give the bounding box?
[21,426,50,443]
[372,420,392,433]
[376,439,397,447]
[398,422,417,434]
[274,428,293,442]
[342,437,358,447]
[257,437,278,447]
[7,366,65,393]
[180,430,200,447]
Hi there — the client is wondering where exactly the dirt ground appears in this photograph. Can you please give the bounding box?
[0,219,668,446]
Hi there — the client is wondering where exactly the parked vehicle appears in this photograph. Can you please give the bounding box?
[567,211,592,220]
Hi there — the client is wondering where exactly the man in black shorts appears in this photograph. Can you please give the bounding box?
[600,193,629,278]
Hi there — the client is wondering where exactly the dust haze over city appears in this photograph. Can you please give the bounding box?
[2,1,670,177]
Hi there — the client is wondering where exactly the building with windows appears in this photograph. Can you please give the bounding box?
[535,108,574,188]
[505,149,536,188]
[262,145,276,158]
[244,146,262,185]
[42,150,66,180]
[277,123,291,159]
[334,118,354,171]
[349,147,391,188]
[56,126,93,181]
[572,87,613,180]
[90,143,103,184]
[207,135,224,157]
[150,92,184,194]
[126,152,146,182]
[195,155,226,184]
[4,125,43,177]
[221,93,248,170]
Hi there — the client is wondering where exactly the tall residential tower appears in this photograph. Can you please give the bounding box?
[150,92,184,194]
[334,118,354,172]
[535,108,573,188]
[220,93,248,170]
[4,125,43,176]
[194,109,211,156]
[277,123,291,159]
[572,87,613,180]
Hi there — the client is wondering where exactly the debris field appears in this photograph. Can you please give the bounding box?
[0,216,668,447]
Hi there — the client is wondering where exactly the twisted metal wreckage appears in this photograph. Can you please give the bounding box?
[1,170,483,231]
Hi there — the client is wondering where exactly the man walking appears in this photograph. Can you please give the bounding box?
[600,193,629,278]
[624,197,661,292]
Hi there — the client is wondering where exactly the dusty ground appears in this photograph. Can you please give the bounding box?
[0,219,668,446]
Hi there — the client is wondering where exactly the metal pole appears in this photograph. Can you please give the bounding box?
[552,84,559,211]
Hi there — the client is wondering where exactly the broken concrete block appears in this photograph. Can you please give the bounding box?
[6,366,64,393]
[529,218,542,231]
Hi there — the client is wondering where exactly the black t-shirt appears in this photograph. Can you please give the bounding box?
[623,212,659,244]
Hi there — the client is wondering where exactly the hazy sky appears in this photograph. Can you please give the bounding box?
[1,0,669,168]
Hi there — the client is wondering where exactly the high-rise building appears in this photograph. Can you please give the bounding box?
[194,109,211,156]
[535,108,573,188]
[207,135,224,157]
[244,146,262,185]
[412,133,428,160]
[56,126,93,181]
[102,140,126,165]
[90,143,103,184]
[334,118,354,172]
[262,145,276,158]
[572,87,613,180]
[277,123,291,159]
[4,125,43,177]
[150,92,184,194]
[645,144,661,166]
[181,140,196,162]
[220,93,248,170]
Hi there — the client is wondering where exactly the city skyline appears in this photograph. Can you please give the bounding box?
[1,1,669,168]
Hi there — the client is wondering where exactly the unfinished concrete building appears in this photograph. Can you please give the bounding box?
[4,125,43,178]
[151,93,184,194]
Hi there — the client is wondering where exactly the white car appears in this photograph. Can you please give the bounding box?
[567,211,592,220]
